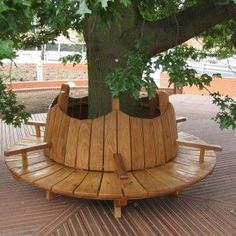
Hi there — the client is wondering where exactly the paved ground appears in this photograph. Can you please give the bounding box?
[0,94,235,236]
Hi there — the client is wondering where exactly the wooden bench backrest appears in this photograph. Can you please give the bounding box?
[44,86,178,171]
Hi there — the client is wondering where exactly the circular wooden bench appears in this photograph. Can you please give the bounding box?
[4,85,222,218]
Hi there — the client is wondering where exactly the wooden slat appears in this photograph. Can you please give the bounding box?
[64,118,81,167]
[174,155,216,171]
[130,117,145,170]
[133,170,169,197]
[4,142,51,156]
[44,107,56,156]
[117,111,131,171]
[147,167,186,190]
[52,171,88,196]
[12,160,54,176]
[167,104,178,158]
[122,173,148,199]
[177,140,222,152]
[170,162,210,176]
[21,164,63,183]
[58,83,70,113]
[25,120,46,126]
[104,112,117,171]
[74,172,102,198]
[89,116,104,171]
[35,167,74,190]
[5,152,48,169]
[50,106,63,161]
[76,120,92,170]
[161,109,173,162]
[157,91,169,114]
[98,173,123,199]
[155,164,198,183]
[113,154,128,180]
[54,113,70,164]
[142,119,156,168]
[152,117,165,165]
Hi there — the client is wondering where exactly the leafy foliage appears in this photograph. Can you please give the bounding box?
[59,54,82,66]
[212,92,236,130]
[105,50,157,99]
[0,81,31,127]
[0,0,236,129]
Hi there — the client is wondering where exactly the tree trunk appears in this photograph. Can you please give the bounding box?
[83,8,141,118]
[82,1,236,118]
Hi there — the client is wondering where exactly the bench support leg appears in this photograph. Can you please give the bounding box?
[114,198,128,218]
[170,191,179,197]
[46,190,56,200]
[11,172,20,180]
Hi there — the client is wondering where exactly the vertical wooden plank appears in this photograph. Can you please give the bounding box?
[76,120,92,170]
[117,111,131,171]
[157,91,169,114]
[104,111,117,171]
[152,117,166,165]
[54,113,70,164]
[50,106,63,161]
[90,116,104,171]
[58,84,70,114]
[130,117,145,170]
[161,110,173,162]
[98,173,123,199]
[143,119,156,168]
[74,172,102,198]
[167,103,178,158]
[44,107,56,156]
[64,118,81,167]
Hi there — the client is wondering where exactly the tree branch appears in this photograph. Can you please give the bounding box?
[141,1,236,58]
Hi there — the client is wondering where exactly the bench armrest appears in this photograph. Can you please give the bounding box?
[4,142,51,157]
[25,120,46,137]
[177,139,222,163]
[176,117,187,123]
[113,154,128,180]
[4,142,51,167]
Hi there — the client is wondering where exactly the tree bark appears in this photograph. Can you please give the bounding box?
[141,1,236,57]
[83,5,141,118]
[83,1,236,117]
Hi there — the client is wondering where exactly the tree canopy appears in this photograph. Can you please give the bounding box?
[0,0,236,128]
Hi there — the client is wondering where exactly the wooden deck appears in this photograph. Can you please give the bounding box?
[0,95,236,235]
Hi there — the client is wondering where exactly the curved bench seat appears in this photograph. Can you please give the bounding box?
[4,85,221,218]
[5,133,216,202]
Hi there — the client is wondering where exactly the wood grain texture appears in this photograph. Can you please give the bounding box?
[142,119,156,168]
[152,117,166,165]
[130,117,145,170]
[157,91,169,114]
[64,118,81,167]
[50,106,63,161]
[35,167,74,190]
[74,172,102,198]
[113,154,128,180]
[161,109,173,162]
[54,113,70,164]
[21,164,63,183]
[89,116,104,171]
[52,170,88,195]
[4,142,51,156]
[76,120,92,170]
[117,111,131,171]
[122,173,148,199]
[104,111,117,171]
[167,104,178,158]
[99,173,123,199]
[44,107,56,156]
[133,170,169,197]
